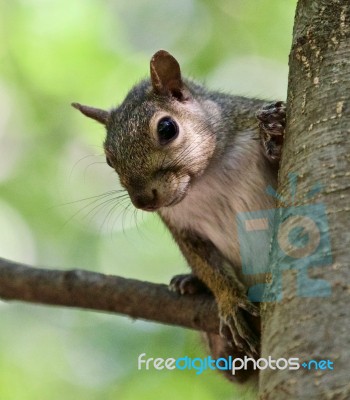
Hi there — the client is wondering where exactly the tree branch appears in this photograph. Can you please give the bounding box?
[0,257,220,334]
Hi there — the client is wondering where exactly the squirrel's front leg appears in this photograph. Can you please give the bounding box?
[171,232,260,358]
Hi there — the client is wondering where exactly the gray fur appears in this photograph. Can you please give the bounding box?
[73,51,285,378]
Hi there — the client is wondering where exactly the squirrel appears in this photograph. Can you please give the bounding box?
[72,50,286,382]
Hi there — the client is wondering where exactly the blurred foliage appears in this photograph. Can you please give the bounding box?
[0,0,296,398]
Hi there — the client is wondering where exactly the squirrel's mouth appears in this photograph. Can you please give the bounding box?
[165,194,186,208]
[138,186,190,211]
[129,174,191,211]
[163,177,191,208]
[138,193,186,211]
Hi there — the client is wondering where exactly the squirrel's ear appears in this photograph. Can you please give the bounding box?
[71,102,109,125]
[150,50,187,100]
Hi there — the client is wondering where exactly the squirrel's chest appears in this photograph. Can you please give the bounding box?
[160,168,275,267]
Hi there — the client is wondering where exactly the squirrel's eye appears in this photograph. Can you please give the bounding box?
[106,156,113,168]
[157,117,179,145]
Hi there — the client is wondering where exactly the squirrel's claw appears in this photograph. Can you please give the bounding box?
[219,313,259,358]
[236,297,260,317]
[257,101,286,163]
[218,295,260,358]
[169,274,210,295]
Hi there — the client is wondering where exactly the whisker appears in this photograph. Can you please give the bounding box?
[69,154,99,181]
[83,161,110,183]
[52,190,125,209]
[125,202,137,235]
[84,195,128,224]
[60,191,128,229]
[105,196,131,234]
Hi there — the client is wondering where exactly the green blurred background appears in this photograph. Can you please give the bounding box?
[0,1,296,398]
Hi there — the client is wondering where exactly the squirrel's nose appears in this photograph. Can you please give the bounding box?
[132,189,159,211]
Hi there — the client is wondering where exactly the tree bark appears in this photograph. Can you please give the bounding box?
[260,1,350,399]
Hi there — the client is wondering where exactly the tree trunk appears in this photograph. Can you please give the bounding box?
[260,1,350,399]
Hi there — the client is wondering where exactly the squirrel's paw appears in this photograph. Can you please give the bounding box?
[169,274,209,295]
[257,101,286,163]
[218,294,260,358]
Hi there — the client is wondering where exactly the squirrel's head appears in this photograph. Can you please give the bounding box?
[72,50,217,211]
